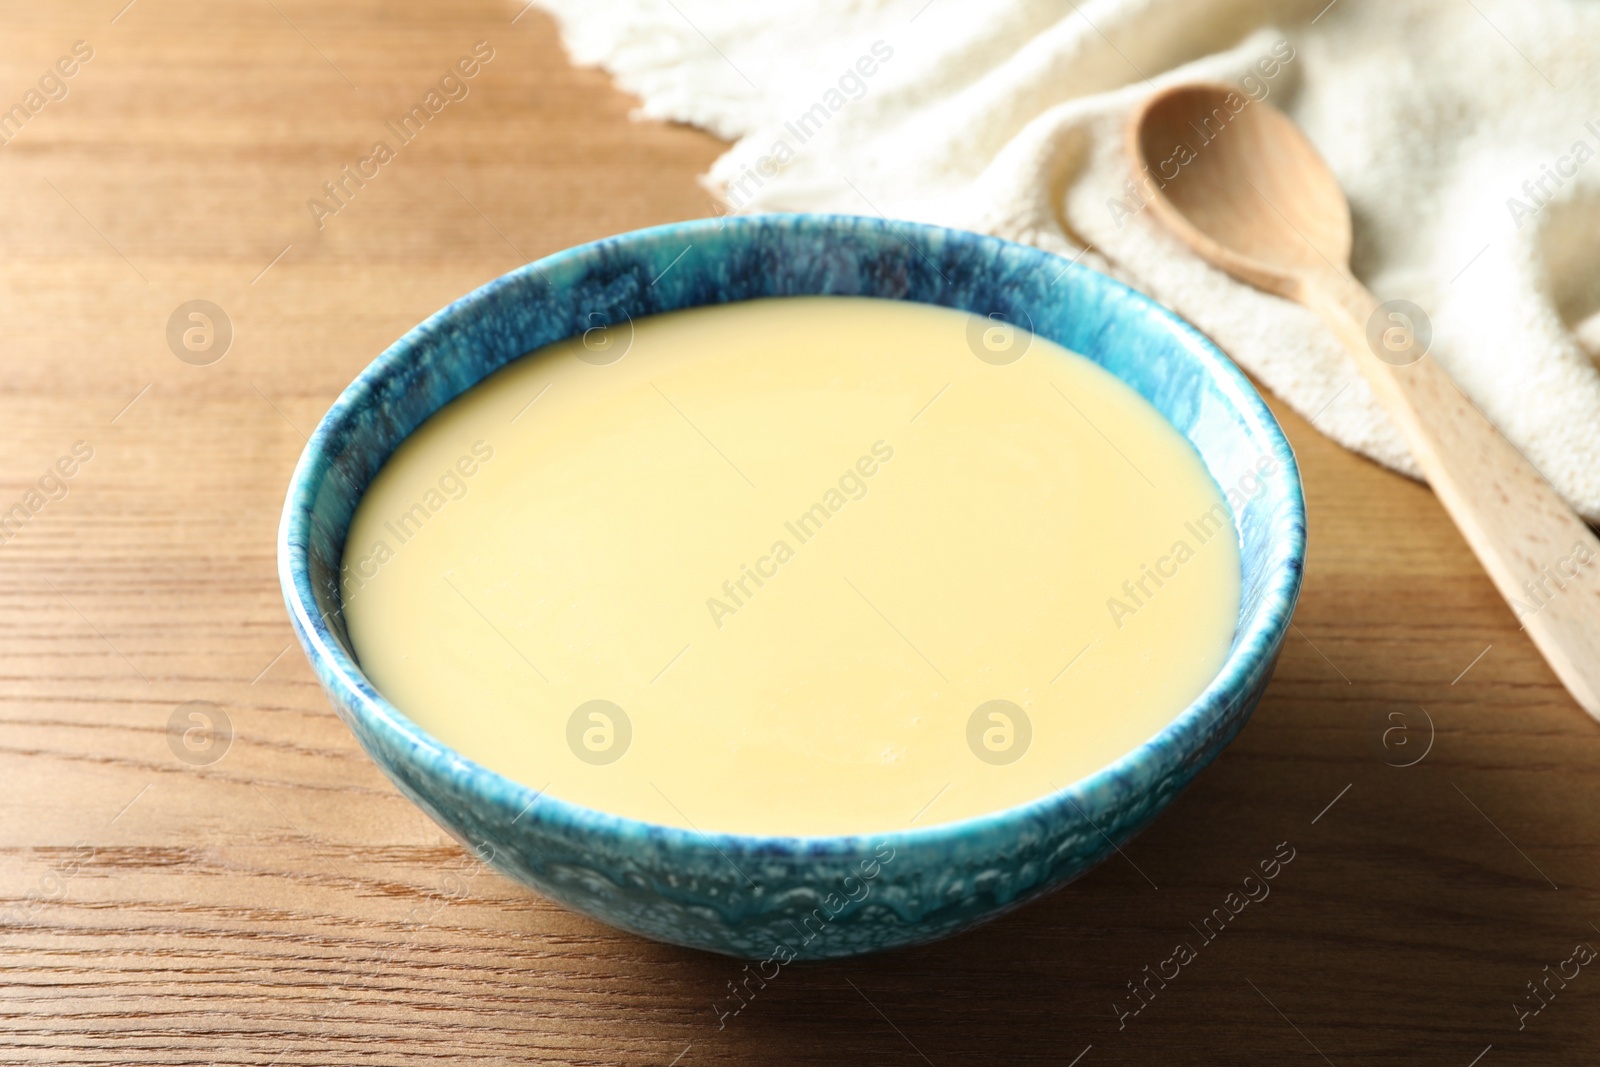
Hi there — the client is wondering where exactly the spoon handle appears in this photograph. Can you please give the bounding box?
[1305,271,1600,717]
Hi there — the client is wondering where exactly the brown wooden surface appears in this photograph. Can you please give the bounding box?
[2,2,1597,1064]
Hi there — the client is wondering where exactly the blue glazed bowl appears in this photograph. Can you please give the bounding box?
[277,214,1305,959]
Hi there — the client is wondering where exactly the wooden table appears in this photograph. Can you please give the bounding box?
[3,2,1596,1063]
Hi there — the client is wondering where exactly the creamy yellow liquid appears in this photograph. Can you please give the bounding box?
[342,296,1240,836]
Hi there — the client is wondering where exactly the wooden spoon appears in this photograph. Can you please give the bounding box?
[1129,82,1600,719]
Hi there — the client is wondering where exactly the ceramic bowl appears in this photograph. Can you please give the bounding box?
[277,213,1305,959]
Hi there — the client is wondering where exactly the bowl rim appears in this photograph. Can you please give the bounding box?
[277,212,1306,859]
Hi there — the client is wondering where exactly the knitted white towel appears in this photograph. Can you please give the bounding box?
[533,0,1600,520]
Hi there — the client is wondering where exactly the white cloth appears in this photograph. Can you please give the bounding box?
[533,0,1600,520]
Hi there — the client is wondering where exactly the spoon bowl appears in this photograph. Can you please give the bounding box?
[1132,84,1351,297]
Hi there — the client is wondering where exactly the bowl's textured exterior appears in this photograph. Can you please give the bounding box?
[277,214,1306,959]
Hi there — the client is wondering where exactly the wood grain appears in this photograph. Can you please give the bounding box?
[2,4,1598,1064]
